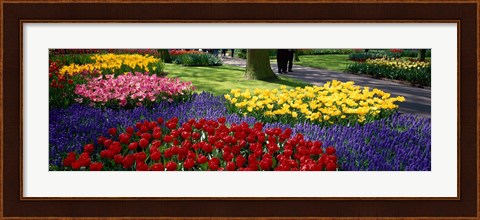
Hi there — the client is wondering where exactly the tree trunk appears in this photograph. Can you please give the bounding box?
[244,49,278,80]
[158,49,172,63]
[418,49,426,61]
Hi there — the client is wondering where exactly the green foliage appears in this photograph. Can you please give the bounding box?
[49,74,88,108]
[50,54,95,66]
[399,49,419,57]
[236,49,247,59]
[348,51,385,62]
[297,49,353,55]
[172,53,223,66]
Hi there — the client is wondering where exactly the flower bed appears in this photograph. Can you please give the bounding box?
[61,117,338,171]
[50,53,167,108]
[50,49,161,57]
[348,51,384,62]
[346,58,431,86]
[48,49,430,172]
[347,49,424,62]
[49,61,94,108]
[59,53,164,77]
[74,72,195,108]
[265,114,431,171]
[224,80,405,126]
[50,92,430,171]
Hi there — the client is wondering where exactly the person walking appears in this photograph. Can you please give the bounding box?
[276,49,288,74]
[230,49,235,58]
[221,49,227,57]
[287,49,295,72]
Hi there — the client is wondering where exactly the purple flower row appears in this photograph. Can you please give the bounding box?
[263,115,431,171]
[50,92,431,171]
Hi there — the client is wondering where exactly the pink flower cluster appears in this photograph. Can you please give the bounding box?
[74,72,195,107]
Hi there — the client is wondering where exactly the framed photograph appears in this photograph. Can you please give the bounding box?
[2,0,478,219]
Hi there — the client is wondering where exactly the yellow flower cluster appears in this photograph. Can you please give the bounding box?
[366,58,430,70]
[59,54,160,76]
[224,80,405,125]
[58,63,98,77]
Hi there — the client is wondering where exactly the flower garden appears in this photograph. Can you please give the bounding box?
[49,49,431,171]
[346,49,431,87]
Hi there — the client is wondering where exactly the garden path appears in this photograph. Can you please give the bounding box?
[220,56,431,118]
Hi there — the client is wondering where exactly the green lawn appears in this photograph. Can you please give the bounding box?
[164,63,310,96]
[293,54,354,72]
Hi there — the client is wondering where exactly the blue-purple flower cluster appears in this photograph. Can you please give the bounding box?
[50,92,430,171]
[263,115,431,171]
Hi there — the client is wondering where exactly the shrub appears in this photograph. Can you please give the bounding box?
[172,53,223,66]
[399,49,419,57]
[224,80,405,126]
[236,49,247,59]
[346,58,431,87]
[348,51,384,62]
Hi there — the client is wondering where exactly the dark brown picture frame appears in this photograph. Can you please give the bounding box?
[1,0,479,219]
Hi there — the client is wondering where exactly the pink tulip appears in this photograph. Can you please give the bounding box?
[74,72,194,107]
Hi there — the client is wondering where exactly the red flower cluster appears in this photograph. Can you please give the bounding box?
[49,61,76,89]
[49,62,65,88]
[62,117,338,171]
[62,151,103,171]
[389,49,404,53]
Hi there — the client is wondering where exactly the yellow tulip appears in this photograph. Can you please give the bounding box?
[227,80,404,125]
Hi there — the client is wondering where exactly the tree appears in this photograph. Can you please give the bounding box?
[158,49,171,63]
[244,49,278,80]
[418,49,426,61]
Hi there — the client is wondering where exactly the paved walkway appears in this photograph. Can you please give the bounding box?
[221,57,431,118]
